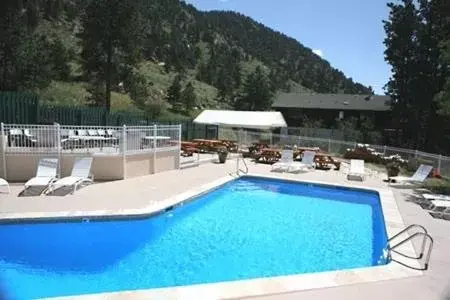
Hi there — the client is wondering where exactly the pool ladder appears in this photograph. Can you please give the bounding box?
[387,224,434,271]
[231,154,248,176]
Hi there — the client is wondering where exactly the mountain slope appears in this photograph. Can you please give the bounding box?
[145,0,373,95]
[3,0,373,118]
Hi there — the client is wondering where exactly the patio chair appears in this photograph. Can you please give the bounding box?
[425,200,450,216]
[288,150,316,173]
[421,193,450,202]
[388,164,433,185]
[46,157,93,195]
[23,158,58,194]
[0,178,10,194]
[271,149,293,172]
[347,159,366,181]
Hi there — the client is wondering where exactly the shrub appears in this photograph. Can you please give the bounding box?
[422,178,450,195]
[343,145,384,164]
[386,161,401,177]
[343,144,408,167]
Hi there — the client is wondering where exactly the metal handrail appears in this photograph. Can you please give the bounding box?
[389,232,434,270]
[388,224,428,259]
[387,224,434,270]
[238,154,248,175]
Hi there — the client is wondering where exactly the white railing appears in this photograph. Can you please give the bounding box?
[218,128,450,178]
[0,123,181,157]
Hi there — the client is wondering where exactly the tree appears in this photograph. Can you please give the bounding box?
[235,66,273,111]
[166,75,182,112]
[80,0,146,111]
[0,0,70,91]
[383,0,449,152]
[180,81,197,113]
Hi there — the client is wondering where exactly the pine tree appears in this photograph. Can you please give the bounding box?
[180,81,197,113]
[235,66,273,111]
[384,0,449,151]
[80,0,146,111]
[166,75,182,112]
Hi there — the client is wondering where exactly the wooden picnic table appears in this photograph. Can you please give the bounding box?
[192,139,230,152]
[314,153,341,170]
[256,148,282,163]
[254,147,340,170]
[181,141,199,157]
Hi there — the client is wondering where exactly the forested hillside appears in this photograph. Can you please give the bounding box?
[1,0,373,119]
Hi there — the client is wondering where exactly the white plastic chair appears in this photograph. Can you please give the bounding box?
[421,193,450,202]
[0,178,10,194]
[347,159,366,181]
[23,158,58,193]
[289,151,316,173]
[46,157,93,195]
[426,200,450,216]
[389,164,433,184]
[271,149,293,172]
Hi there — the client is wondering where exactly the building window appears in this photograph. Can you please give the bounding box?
[339,111,344,120]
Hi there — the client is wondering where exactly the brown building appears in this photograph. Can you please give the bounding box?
[272,93,392,129]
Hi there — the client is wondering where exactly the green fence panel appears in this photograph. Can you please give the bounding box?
[0,92,38,124]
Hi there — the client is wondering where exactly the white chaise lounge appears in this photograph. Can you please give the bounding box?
[289,150,316,173]
[23,158,58,194]
[389,164,433,185]
[347,159,366,181]
[0,178,10,193]
[46,157,93,195]
[271,149,294,172]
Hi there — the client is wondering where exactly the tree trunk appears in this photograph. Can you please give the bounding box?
[105,35,112,112]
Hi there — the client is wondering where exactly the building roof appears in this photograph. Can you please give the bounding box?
[193,110,287,129]
[272,93,391,111]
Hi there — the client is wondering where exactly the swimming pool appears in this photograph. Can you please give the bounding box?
[0,176,389,299]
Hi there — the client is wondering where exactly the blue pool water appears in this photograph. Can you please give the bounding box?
[0,177,388,299]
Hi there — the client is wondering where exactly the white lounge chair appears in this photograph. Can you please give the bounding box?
[422,193,450,202]
[271,149,294,172]
[289,151,316,173]
[0,178,10,194]
[426,200,450,215]
[347,159,366,181]
[23,158,58,194]
[46,157,93,195]
[389,164,433,184]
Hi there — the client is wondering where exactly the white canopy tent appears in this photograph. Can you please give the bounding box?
[193,110,287,129]
[193,110,288,161]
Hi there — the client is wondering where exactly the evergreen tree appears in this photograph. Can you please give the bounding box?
[384,0,449,152]
[180,81,197,112]
[235,66,273,111]
[80,0,146,111]
[166,75,182,112]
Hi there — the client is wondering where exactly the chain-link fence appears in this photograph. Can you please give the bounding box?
[218,127,450,178]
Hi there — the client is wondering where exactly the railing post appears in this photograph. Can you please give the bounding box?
[153,124,157,174]
[178,124,182,170]
[55,123,61,178]
[415,149,418,158]
[122,125,127,179]
[438,155,442,176]
[383,145,387,155]
[1,122,6,179]
[328,138,331,153]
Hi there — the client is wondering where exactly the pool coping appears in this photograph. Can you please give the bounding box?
[0,173,424,300]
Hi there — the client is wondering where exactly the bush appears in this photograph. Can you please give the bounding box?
[343,144,408,167]
[406,157,436,173]
[422,178,450,195]
[386,161,401,177]
[343,145,384,164]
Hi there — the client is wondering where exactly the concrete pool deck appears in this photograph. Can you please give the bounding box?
[0,159,449,299]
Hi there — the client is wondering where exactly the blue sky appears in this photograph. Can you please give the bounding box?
[184,0,391,95]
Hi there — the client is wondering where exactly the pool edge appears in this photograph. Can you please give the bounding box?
[1,173,424,300]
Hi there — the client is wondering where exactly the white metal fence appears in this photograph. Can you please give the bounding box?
[0,123,181,156]
[218,128,450,178]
